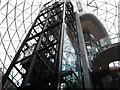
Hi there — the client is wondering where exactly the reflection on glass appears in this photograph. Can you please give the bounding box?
[62,24,77,72]
[61,23,82,88]
[86,35,112,61]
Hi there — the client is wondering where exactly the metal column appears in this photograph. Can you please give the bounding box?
[75,12,92,88]
[57,1,66,89]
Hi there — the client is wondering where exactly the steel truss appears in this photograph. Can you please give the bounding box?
[2,1,83,89]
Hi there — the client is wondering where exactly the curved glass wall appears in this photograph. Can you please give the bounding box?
[87,34,119,61]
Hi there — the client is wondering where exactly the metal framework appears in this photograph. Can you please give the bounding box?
[1,1,120,90]
[2,2,86,89]
[0,0,119,73]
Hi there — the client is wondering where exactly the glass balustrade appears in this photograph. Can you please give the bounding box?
[87,34,119,61]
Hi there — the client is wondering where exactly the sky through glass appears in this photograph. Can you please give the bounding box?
[0,0,119,73]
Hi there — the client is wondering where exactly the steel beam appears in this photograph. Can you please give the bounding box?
[75,12,92,88]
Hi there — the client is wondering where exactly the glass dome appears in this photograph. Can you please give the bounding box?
[0,0,119,73]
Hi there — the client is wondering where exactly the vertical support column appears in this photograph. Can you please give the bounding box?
[57,1,66,89]
[75,12,92,88]
[118,1,120,42]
